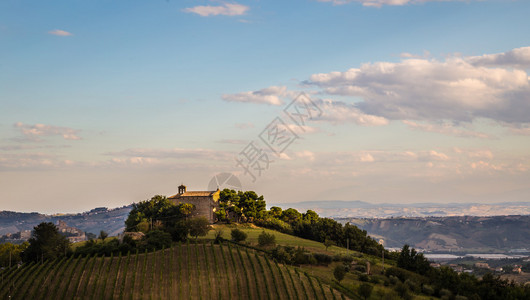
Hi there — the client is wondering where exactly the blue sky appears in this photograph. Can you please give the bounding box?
[1,0,530,213]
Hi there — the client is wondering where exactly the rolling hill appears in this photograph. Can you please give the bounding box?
[0,242,348,300]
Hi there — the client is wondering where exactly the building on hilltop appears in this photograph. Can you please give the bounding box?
[168,184,220,223]
[56,220,86,243]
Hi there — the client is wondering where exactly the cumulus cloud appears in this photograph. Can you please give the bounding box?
[402,120,491,138]
[318,0,472,8]
[48,29,73,36]
[467,46,530,69]
[183,3,249,17]
[222,86,287,105]
[314,99,389,126]
[307,48,530,125]
[13,122,81,142]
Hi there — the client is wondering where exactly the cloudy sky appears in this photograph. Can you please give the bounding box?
[1,0,530,213]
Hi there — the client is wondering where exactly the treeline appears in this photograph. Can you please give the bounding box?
[391,244,530,300]
[218,189,386,257]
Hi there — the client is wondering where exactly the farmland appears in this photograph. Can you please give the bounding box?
[0,241,348,300]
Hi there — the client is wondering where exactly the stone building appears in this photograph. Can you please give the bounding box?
[168,184,220,223]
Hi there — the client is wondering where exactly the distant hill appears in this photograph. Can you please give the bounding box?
[276,200,530,218]
[339,215,530,253]
[0,205,132,237]
[0,242,347,300]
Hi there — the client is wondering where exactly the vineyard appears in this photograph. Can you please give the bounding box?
[0,242,349,299]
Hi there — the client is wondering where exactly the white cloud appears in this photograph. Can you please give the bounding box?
[48,29,73,36]
[307,48,530,125]
[318,0,472,8]
[183,3,249,17]
[467,46,530,69]
[315,99,389,126]
[222,86,287,105]
[402,120,491,138]
[13,122,81,142]
[295,150,315,161]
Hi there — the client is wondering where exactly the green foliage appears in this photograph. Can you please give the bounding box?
[22,222,70,263]
[125,195,192,233]
[257,231,276,247]
[98,230,108,241]
[141,230,172,250]
[397,244,430,275]
[188,217,211,239]
[333,265,347,282]
[324,239,334,250]
[230,228,248,242]
[359,283,373,300]
[218,189,266,223]
[0,242,27,267]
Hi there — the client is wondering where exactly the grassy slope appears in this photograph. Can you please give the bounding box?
[0,242,348,300]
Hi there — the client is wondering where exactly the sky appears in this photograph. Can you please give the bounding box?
[1,0,530,213]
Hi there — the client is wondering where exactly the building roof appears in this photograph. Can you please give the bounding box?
[168,191,218,198]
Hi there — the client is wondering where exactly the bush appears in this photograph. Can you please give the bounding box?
[313,253,332,265]
[359,283,373,300]
[359,274,369,282]
[141,230,172,250]
[230,228,247,242]
[214,229,224,244]
[258,231,276,247]
[333,265,347,282]
[422,284,434,296]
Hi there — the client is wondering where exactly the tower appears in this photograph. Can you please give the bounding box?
[178,184,186,194]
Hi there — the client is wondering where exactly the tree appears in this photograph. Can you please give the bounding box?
[98,230,108,241]
[22,222,70,263]
[179,203,195,220]
[258,231,276,247]
[141,230,172,250]
[231,228,248,242]
[188,217,211,240]
[359,283,373,300]
[324,239,334,250]
[0,242,27,267]
[281,208,302,223]
[333,265,347,282]
[269,206,283,218]
[125,195,191,232]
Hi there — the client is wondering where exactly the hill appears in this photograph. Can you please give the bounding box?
[341,215,530,253]
[0,206,132,237]
[0,242,348,300]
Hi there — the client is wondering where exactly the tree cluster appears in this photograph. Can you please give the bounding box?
[215,189,266,223]
[255,206,385,256]
[391,244,530,300]
[125,195,210,242]
[22,222,70,263]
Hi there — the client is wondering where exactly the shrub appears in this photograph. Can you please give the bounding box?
[141,230,172,250]
[313,253,332,265]
[214,229,224,244]
[359,274,369,282]
[333,265,347,282]
[231,228,247,242]
[422,284,434,296]
[359,283,373,300]
[258,231,276,247]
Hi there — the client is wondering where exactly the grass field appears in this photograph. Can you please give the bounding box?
[0,242,349,300]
